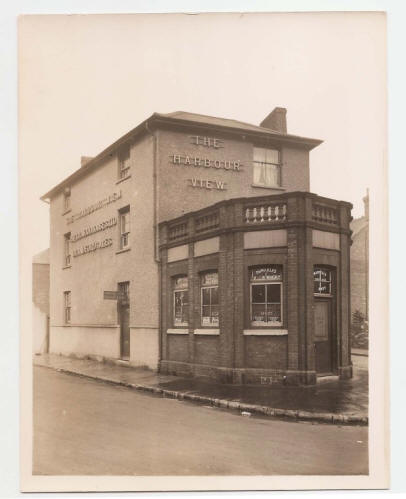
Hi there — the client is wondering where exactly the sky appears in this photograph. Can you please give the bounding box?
[19,12,386,256]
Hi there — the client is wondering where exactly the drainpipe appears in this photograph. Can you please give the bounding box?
[144,120,162,367]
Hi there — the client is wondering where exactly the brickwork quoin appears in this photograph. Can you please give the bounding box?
[158,191,352,386]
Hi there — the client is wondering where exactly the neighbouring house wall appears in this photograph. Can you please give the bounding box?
[32,250,50,354]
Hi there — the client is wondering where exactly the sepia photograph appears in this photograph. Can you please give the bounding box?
[19,10,388,492]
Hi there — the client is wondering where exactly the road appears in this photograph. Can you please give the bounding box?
[33,366,368,476]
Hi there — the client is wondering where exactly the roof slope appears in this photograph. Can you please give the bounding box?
[41,110,322,200]
[157,111,283,135]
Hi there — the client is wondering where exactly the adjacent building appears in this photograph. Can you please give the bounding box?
[32,248,50,354]
[350,191,369,320]
[41,107,353,385]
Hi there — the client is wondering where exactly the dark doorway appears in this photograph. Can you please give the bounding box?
[118,282,130,359]
[314,299,332,374]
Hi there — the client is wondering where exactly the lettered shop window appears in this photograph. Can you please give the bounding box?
[253,147,281,188]
[313,267,332,295]
[250,265,283,326]
[64,232,71,267]
[119,207,130,249]
[201,271,219,327]
[64,291,71,324]
[173,276,188,327]
[118,148,131,180]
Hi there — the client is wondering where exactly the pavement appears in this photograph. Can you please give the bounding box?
[33,366,368,475]
[34,352,368,425]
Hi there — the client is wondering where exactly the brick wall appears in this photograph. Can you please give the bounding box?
[245,336,287,369]
[167,335,189,362]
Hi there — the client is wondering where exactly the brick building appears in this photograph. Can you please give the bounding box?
[42,107,352,385]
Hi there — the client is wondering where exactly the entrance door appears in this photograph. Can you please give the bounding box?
[118,281,130,359]
[314,300,332,374]
[119,304,130,359]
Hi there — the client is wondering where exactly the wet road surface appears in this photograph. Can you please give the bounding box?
[34,353,368,416]
[33,366,368,476]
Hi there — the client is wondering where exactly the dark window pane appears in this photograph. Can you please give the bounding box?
[252,303,266,323]
[252,284,266,303]
[267,284,281,303]
[202,305,211,317]
[211,305,219,318]
[210,287,219,306]
[202,288,211,305]
[267,303,281,322]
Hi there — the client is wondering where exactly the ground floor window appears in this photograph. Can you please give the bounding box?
[64,291,71,324]
[250,265,283,326]
[313,267,332,295]
[201,271,219,327]
[173,275,188,326]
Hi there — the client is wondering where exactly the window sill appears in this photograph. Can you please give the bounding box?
[116,174,131,185]
[62,208,72,215]
[251,184,285,191]
[243,329,288,336]
[167,328,189,335]
[116,247,131,255]
[194,328,220,335]
[62,265,72,270]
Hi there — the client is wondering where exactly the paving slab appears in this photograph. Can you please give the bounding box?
[33,353,368,425]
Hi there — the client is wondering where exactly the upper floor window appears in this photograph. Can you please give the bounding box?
[64,291,71,324]
[313,267,332,295]
[201,271,219,327]
[64,232,71,267]
[253,147,281,188]
[63,188,71,211]
[250,265,283,326]
[118,148,131,180]
[173,276,188,327]
[119,206,130,249]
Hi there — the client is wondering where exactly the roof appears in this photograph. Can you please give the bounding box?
[158,111,284,135]
[41,110,323,201]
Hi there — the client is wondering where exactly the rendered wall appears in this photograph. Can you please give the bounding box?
[157,129,310,222]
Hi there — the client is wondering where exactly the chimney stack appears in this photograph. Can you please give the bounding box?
[260,107,287,134]
[81,156,94,167]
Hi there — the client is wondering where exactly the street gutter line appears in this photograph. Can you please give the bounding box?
[35,363,368,426]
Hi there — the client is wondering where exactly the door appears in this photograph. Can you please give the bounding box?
[314,300,332,374]
[119,304,130,359]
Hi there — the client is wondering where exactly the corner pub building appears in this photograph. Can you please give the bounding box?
[42,107,353,385]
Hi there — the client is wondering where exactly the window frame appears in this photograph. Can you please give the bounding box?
[119,206,130,250]
[313,267,333,297]
[118,148,131,180]
[172,275,189,327]
[252,147,281,188]
[200,271,219,327]
[64,291,71,324]
[64,232,71,267]
[249,265,283,327]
